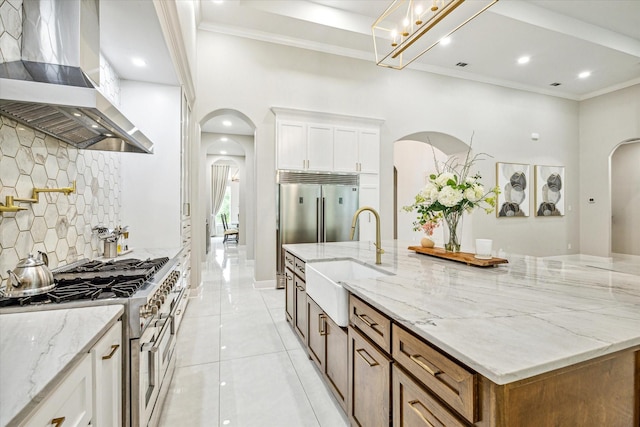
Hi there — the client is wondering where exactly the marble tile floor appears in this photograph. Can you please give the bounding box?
[159,238,349,427]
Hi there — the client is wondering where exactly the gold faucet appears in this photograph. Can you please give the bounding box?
[350,206,384,265]
[14,180,76,203]
[0,196,28,214]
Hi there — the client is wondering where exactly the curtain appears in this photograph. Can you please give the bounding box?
[211,165,230,234]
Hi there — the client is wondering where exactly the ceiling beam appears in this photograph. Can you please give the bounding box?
[489,1,640,57]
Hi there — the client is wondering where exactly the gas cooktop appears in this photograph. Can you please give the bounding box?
[0,257,169,308]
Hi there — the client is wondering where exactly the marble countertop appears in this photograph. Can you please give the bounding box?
[283,241,640,385]
[0,305,124,426]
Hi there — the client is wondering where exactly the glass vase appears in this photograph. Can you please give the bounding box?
[444,211,462,252]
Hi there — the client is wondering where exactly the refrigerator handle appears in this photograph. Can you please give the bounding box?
[322,197,327,242]
[316,197,322,242]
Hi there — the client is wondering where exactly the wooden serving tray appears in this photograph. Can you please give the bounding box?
[408,246,509,267]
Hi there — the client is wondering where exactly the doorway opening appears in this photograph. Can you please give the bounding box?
[610,138,640,255]
[393,132,470,245]
[200,109,256,258]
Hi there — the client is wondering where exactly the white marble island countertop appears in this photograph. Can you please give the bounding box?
[284,241,640,385]
[0,305,124,426]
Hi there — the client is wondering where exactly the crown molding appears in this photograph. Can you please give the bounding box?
[154,0,196,105]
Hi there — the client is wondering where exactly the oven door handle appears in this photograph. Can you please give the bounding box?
[151,318,172,353]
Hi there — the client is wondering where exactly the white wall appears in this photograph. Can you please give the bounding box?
[119,81,182,249]
[579,84,640,256]
[611,141,640,255]
[196,32,581,281]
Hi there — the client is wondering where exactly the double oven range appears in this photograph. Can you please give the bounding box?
[0,250,187,427]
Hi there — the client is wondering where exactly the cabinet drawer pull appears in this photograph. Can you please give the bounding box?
[356,348,379,367]
[319,313,327,336]
[102,344,120,360]
[295,284,304,291]
[410,354,442,377]
[356,313,377,328]
[51,417,66,426]
[408,400,436,427]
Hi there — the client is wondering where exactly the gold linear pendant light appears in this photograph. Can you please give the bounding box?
[372,0,499,70]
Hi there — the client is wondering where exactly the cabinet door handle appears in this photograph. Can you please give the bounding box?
[356,312,377,329]
[319,313,327,336]
[409,354,442,377]
[356,348,379,367]
[408,400,436,427]
[50,417,65,426]
[176,309,182,316]
[102,344,120,360]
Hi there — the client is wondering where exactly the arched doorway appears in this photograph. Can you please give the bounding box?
[610,138,640,255]
[199,109,256,259]
[393,132,471,247]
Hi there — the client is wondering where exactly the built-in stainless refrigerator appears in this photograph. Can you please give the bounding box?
[276,171,359,282]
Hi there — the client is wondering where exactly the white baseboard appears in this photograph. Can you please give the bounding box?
[253,279,277,289]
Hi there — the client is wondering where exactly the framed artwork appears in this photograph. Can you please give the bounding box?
[496,162,530,217]
[535,165,565,216]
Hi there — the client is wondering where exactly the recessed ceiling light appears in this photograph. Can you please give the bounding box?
[439,36,451,46]
[220,150,228,155]
[578,71,591,79]
[222,120,232,127]
[517,56,530,65]
[132,58,146,67]
[221,137,228,142]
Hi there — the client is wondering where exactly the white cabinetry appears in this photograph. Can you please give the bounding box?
[307,124,334,171]
[91,321,123,427]
[273,108,382,175]
[21,355,93,427]
[334,127,380,174]
[277,120,307,170]
[276,120,334,171]
[19,321,123,427]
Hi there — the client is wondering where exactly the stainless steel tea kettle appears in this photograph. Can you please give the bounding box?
[3,252,55,297]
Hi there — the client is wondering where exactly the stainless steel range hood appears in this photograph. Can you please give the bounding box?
[0,0,153,154]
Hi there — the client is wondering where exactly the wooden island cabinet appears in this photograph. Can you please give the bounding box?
[283,250,640,427]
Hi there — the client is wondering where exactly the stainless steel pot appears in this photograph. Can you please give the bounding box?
[3,252,55,297]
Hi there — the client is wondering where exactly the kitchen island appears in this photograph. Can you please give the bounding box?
[0,305,124,426]
[284,240,640,426]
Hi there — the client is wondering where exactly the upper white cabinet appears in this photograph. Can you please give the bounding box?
[276,120,334,171]
[307,124,334,171]
[277,120,308,170]
[333,127,380,174]
[273,108,382,174]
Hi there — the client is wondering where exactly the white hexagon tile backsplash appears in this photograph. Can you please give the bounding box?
[0,115,123,282]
